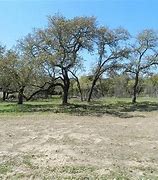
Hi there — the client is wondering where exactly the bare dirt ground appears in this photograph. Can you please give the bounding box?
[0,111,158,179]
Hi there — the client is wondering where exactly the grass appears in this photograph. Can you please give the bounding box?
[0,160,13,175]
[2,159,158,180]
[0,154,138,180]
[1,100,158,179]
[0,96,157,117]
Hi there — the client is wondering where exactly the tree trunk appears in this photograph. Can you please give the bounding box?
[18,87,24,104]
[69,70,83,101]
[62,86,69,105]
[2,91,6,101]
[87,78,98,102]
[132,73,139,103]
[75,77,83,101]
[62,69,70,105]
[6,92,9,99]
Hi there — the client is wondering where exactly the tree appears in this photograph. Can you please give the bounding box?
[7,35,43,105]
[13,58,38,104]
[0,45,8,100]
[34,15,96,104]
[16,34,48,104]
[125,29,158,103]
[0,49,18,101]
[87,27,130,102]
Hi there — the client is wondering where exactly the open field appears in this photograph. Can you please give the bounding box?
[0,102,158,179]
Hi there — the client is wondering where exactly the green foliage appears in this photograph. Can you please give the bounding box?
[1,15,158,104]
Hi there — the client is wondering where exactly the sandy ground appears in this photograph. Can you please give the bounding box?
[0,111,158,179]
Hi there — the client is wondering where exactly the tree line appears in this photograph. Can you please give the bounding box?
[0,14,158,105]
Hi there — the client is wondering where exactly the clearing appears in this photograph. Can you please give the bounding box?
[0,111,158,179]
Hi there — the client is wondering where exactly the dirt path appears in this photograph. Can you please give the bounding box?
[0,112,158,179]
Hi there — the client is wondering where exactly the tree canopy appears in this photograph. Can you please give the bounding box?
[0,15,158,104]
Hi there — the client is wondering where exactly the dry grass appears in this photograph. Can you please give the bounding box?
[0,111,158,179]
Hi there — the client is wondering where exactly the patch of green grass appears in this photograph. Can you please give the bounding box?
[0,161,13,175]
[0,96,157,117]
[10,173,26,180]
[22,155,38,170]
[51,165,96,174]
[2,158,158,180]
[138,176,158,180]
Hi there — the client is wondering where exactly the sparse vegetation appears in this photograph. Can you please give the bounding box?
[0,111,158,179]
[0,10,158,180]
[0,97,157,118]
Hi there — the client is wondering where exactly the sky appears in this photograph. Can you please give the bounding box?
[0,0,158,49]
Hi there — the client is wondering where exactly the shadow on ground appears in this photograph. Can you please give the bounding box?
[0,100,157,118]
